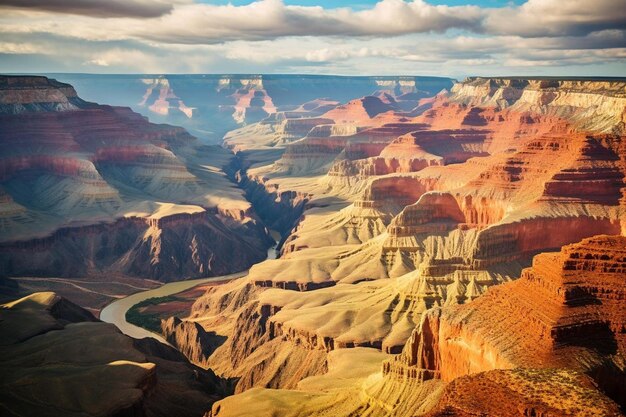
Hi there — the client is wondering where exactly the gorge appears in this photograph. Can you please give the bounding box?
[0,74,624,417]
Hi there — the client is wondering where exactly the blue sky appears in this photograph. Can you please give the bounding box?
[0,0,624,76]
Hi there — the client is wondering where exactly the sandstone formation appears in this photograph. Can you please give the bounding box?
[376,234,626,415]
[423,368,622,417]
[208,235,625,417]
[0,76,272,282]
[162,78,626,416]
[0,292,226,417]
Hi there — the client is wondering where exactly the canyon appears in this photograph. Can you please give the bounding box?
[0,74,624,417]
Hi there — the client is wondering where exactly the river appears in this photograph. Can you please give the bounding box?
[100,240,279,344]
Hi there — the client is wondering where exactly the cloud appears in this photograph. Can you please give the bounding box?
[132,0,483,44]
[2,0,625,45]
[84,58,109,66]
[0,0,624,76]
[0,0,175,18]
[484,0,626,37]
[0,41,44,54]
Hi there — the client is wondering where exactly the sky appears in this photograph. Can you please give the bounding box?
[0,0,624,77]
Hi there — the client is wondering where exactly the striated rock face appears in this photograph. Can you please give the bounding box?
[383,235,626,410]
[451,77,626,134]
[0,76,271,280]
[0,75,86,113]
[0,292,226,417]
[161,316,226,366]
[273,122,430,178]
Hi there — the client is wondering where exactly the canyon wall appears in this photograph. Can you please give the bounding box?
[378,234,625,414]
[0,75,272,281]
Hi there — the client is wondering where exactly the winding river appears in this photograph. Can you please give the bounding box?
[100,241,279,344]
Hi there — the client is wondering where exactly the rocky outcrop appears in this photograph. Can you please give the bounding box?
[0,75,87,113]
[0,292,226,417]
[0,209,269,281]
[383,235,626,409]
[161,316,226,367]
[323,96,396,124]
[326,127,489,190]
[425,368,623,417]
[276,122,429,176]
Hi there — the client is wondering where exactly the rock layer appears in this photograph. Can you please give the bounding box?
[0,76,271,281]
[383,235,626,410]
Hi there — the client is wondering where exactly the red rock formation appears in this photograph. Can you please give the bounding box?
[140,76,195,118]
[425,368,623,417]
[323,96,396,124]
[231,88,277,124]
[279,122,429,175]
[327,127,489,182]
[383,235,626,408]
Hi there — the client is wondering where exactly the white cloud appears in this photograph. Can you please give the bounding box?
[0,0,624,75]
[0,42,44,54]
[484,0,626,37]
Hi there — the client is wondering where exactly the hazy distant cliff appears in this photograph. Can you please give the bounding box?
[52,74,454,142]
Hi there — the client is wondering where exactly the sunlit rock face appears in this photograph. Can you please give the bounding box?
[0,76,271,280]
[380,235,626,413]
[54,74,454,142]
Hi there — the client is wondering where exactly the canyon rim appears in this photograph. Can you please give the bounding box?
[0,1,625,417]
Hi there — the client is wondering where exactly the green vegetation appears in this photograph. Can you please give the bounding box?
[125,295,179,333]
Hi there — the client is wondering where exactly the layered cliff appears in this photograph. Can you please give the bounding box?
[0,76,271,281]
[380,235,626,413]
[0,75,87,113]
[451,77,626,134]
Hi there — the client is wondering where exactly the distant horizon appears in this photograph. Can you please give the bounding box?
[5,72,626,82]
